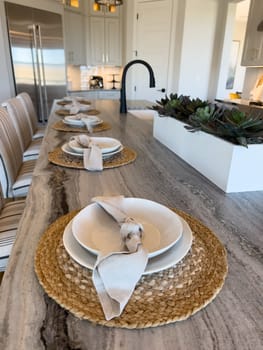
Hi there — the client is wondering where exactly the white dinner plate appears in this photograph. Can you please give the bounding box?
[68,137,122,154]
[61,142,123,159]
[63,216,192,275]
[78,104,91,111]
[63,115,102,127]
[72,198,183,258]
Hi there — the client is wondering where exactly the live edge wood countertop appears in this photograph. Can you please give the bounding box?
[0,100,262,350]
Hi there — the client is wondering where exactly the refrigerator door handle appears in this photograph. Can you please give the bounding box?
[36,24,49,121]
[29,24,45,123]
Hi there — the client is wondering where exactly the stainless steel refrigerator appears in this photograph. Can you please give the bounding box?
[5,2,67,122]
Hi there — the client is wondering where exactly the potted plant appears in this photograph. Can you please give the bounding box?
[152,93,263,192]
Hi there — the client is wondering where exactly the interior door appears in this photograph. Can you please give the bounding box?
[134,0,173,102]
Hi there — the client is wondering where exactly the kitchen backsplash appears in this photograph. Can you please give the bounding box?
[67,65,123,91]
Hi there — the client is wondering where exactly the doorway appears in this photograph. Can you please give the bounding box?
[132,0,173,102]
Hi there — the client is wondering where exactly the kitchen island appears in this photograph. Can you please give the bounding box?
[0,100,262,350]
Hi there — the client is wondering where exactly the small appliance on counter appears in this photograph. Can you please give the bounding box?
[89,75,104,89]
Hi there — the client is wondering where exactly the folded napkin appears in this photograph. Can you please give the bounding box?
[71,135,103,171]
[67,100,80,114]
[91,196,148,320]
[74,113,98,132]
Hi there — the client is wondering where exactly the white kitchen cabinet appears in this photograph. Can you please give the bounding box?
[68,90,120,99]
[241,0,263,66]
[89,16,121,66]
[64,9,86,65]
[98,90,120,99]
[88,0,120,17]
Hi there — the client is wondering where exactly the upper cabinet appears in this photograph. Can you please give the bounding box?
[89,1,120,17]
[241,0,263,66]
[89,17,121,66]
[64,9,86,65]
[87,0,122,66]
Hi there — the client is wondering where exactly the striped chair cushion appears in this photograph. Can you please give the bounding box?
[22,138,42,161]
[0,198,25,271]
[12,160,35,198]
[5,98,41,159]
[17,92,46,139]
[0,182,5,211]
[0,107,35,198]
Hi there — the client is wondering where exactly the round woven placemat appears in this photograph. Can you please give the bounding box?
[52,120,111,133]
[34,209,227,329]
[57,100,91,106]
[48,147,137,170]
[55,109,100,116]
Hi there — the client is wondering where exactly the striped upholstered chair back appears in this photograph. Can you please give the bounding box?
[0,107,35,198]
[17,92,45,139]
[4,98,33,151]
[0,181,26,271]
[4,98,41,160]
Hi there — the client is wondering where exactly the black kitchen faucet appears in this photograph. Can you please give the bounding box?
[119,59,156,113]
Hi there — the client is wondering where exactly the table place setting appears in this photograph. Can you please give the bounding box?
[48,135,137,170]
[56,96,92,107]
[34,195,228,328]
[55,98,100,117]
[52,112,111,133]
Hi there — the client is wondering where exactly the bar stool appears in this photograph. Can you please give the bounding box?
[0,107,35,198]
[17,92,46,139]
[0,181,26,271]
[4,98,42,160]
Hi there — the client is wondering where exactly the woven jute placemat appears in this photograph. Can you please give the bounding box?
[52,120,111,133]
[57,99,91,106]
[48,147,137,170]
[56,109,100,116]
[34,209,228,329]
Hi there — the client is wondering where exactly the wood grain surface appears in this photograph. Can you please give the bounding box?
[0,100,262,350]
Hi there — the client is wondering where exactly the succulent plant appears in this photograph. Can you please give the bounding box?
[152,93,263,146]
[152,93,209,121]
[189,106,263,147]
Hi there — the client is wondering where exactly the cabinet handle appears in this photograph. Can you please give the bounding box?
[106,53,108,63]
[157,88,166,93]
[102,53,105,63]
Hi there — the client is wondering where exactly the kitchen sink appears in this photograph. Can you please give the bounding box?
[128,109,156,120]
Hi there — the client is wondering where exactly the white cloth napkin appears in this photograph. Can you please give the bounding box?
[74,113,98,132]
[91,196,148,320]
[67,100,80,114]
[71,135,103,171]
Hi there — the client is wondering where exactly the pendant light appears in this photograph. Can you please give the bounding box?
[93,0,123,13]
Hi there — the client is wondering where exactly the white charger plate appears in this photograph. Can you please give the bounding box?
[61,143,123,159]
[68,137,122,154]
[72,198,183,258]
[63,115,102,127]
[63,216,192,275]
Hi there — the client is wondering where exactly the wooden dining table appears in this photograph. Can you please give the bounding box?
[0,99,262,350]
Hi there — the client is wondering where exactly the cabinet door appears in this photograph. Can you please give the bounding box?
[89,0,120,17]
[89,17,121,66]
[69,91,98,99]
[90,17,105,65]
[241,0,263,66]
[98,90,120,99]
[105,18,121,66]
[64,10,86,65]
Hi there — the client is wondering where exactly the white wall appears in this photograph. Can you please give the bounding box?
[177,0,218,99]
[126,0,239,102]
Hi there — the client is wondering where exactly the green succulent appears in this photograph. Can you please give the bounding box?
[152,93,208,121]
[190,106,263,147]
[152,93,263,146]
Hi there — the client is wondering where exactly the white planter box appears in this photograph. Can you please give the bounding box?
[153,114,263,193]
